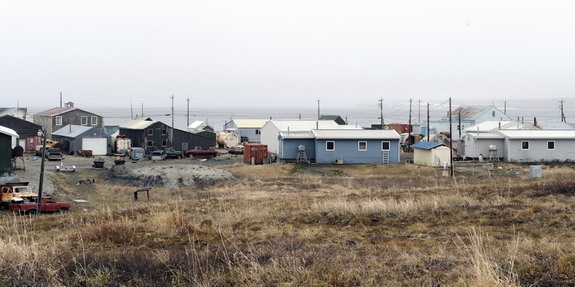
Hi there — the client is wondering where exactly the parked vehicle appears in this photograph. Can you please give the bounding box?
[149,150,167,161]
[46,148,63,161]
[10,195,71,215]
[185,146,218,158]
[129,147,145,160]
[164,147,183,159]
[1,182,36,209]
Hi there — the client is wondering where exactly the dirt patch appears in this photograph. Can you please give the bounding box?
[105,163,236,189]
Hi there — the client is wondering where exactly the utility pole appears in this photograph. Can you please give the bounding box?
[560,99,567,123]
[458,111,462,141]
[171,95,175,147]
[407,99,412,151]
[503,100,507,114]
[317,99,320,120]
[449,97,454,177]
[378,98,384,129]
[186,97,190,127]
[426,103,430,141]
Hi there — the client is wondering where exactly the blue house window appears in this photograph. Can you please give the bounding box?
[326,141,335,151]
[381,141,390,150]
[358,141,367,151]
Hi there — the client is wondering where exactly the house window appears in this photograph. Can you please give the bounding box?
[81,116,88,125]
[147,140,154,148]
[162,129,167,135]
[256,130,261,135]
[358,141,367,151]
[147,129,153,136]
[91,116,98,126]
[492,111,496,117]
[548,141,555,150]
[55,116,62,126]
[162,140,167,147]
[326,141,335,151]
[521,141,529,150]
[381,141,390,150]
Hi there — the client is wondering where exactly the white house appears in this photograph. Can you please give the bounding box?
[261,120,360,154]
[497,130,575,162]
[223,119,269,143]
[428,105,512,141]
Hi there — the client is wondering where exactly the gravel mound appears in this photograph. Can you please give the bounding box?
[106,163,235,188]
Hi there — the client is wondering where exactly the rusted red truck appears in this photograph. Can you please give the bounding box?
[10,195,71,215]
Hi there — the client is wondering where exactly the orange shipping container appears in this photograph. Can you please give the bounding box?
[243,143,268,165]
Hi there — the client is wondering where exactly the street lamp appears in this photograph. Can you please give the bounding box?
[37,129,46,216]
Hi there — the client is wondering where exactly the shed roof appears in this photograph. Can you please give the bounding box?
[311,129,400,140]
[411,141,445,150]
[0,125,19,138]
[497,130,575,139]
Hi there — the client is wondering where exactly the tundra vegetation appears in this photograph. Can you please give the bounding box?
[2,161,575,286]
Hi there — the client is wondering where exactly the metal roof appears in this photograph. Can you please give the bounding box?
[443,105,508,121]
[279,131,314,139]
[464,121,528,132]
[34,107,102,117]
[467,133,505,139]
[229,119,269,128]
[267,120,356,131]
[119,118,157,130]
[52,125,93,138]
[497,130,575,139]
[311,129,401,140]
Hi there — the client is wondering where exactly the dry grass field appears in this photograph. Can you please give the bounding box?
[2,159,575,286]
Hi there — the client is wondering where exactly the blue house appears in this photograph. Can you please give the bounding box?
[279,129,401,164]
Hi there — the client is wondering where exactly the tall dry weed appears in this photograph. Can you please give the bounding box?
[456,228,519,287]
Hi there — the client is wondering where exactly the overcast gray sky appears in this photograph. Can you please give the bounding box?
[2,0,574,111]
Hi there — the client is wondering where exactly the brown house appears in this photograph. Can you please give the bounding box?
[32,102,104,138]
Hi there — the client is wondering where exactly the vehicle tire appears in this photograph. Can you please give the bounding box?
[27,209,37,216]
[59,208,69,213]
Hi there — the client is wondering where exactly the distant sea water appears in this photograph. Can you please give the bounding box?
[27,98,573,133]
[92,104,572,133]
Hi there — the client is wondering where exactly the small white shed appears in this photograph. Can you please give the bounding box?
[411,141,451,167]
